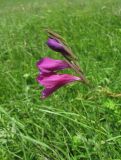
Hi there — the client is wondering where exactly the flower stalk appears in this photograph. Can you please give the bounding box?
[36,30,89,99]
[46,29,89,84]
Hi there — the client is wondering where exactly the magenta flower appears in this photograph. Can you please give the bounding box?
[36,31,88,99]
[37,73,81,99]
[37,57,70,73]
[36,57,82,98]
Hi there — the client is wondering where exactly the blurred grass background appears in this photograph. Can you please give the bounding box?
[0,0,121,159]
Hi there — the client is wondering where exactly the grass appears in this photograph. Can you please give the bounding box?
[0,0,121,159]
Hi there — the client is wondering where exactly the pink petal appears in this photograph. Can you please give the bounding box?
[37,73,81,98]
[37,57,70,73]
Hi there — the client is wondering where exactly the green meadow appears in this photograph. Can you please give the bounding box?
[0,0,121,159]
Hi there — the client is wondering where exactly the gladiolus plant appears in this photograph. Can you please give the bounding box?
[36,30,88,99]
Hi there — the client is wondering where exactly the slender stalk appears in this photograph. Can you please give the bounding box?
[64,59,89,84]
[46,29,89,84]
